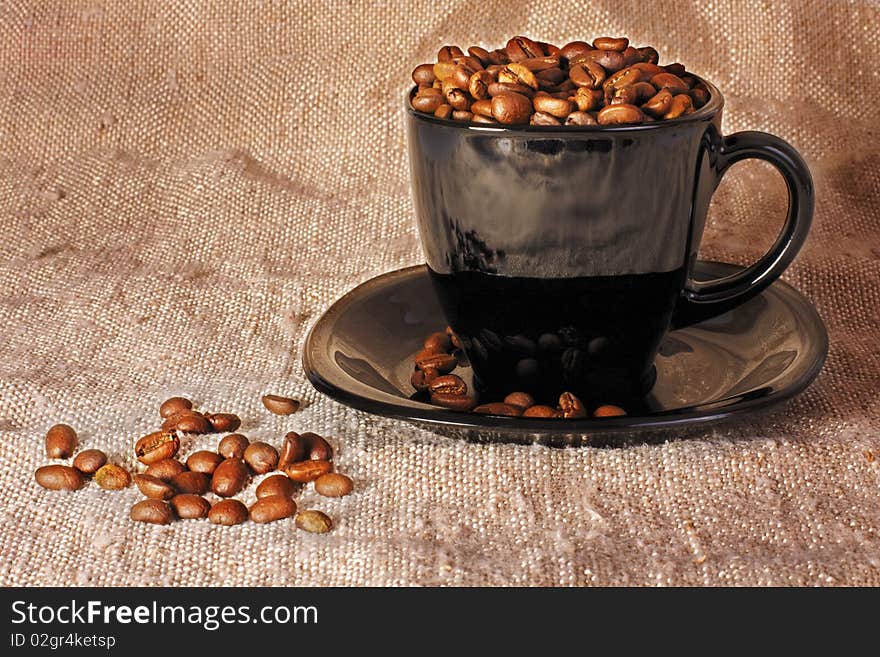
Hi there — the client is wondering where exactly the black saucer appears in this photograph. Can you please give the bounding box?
[303,262,827,442]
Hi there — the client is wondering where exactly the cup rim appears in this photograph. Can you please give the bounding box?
[406,75,723,133]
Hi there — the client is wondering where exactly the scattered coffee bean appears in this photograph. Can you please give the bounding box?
[134,431,180,465]
[424,331,453,353]
[144,458,187,482]
[301,432,333,461]
[256,474,299,499]
[522,405,563,418]
[218,433,249,459]
[414,350,457,373]
[261,394,301,415]
[559,392,588,419]
[278,431,307,470]
[503,392,535,409]
[295,510,333,534]
[186,450,223,475]
[249,495,297,524]
[130,499,173,525]
[170,494,211,519]
[205,413,241,433]
[72,449,107,474]
[133,474,176,500]
[94,463,131,490]
[430,392,477,411]
[45,424,77,459]
[161,411,212,434]
[593,404,628,417]
[314,473,354,498]
[208,499,248,526]
[35,464,86,491]
[159,396,193,419]
[243,441,279,474]
[171,470,210,495]
[211,458,250,497]
[410,367,439,393]
[428,374,467,396]
[473,402,524,417]
[285,459,333,483]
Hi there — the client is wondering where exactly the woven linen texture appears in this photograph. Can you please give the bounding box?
[0,0,878,586]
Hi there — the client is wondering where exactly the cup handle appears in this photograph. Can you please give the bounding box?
[671,130,814,328]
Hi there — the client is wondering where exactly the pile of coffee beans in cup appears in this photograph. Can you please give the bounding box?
[412,327,627,418]
[410,35,709,126]
[34,394,351,534]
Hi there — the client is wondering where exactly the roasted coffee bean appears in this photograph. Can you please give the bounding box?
[610,85,641,105]
[411,367,440,394]
[473,402,524,417]
[434,103,453,119]
[412,63,436,86]
[428,374,467,396]
[161,411,212,434]
[218,433,249,459]
[498,63,539,90]
[159,396,192,419]
[505,35,544,61]
[72,449,107,474]
[632,62,664,77]
[249,495,297,523]
[278,431,308,469]
[468,45,492,65]
[171,494,211,519]
[503,392,535,408]
[450,64,474,90]
[314,473,354,498]
[261,394,301,416]
[130,499,173,525]
[466,70,494,100]
[651,72,689,94]
[244,441,279,474]
[536,66,567,85]
[133,474,176,500]
[208,499,248,526]
[530,111,561,126]
[211,458,249,497]
[533,94,574,118]
[560,40,593,59]
[664,94,694,119]
[453,110,474,121]
[135,431,180,465]
[689,86,710,108]
[300,432,333,461]
[604,66,643,93]
[438,45,464,62]
[663,62,687,76]
[572,87,602,112]
[638,46,659,64]
[429,392,477,411]
[171,470,209,495]
[559,392,588,419]
[144,458,186,481]
[597,103,644,125]
[296,510,333,534]
[487,81,535,98]
[593,36,629,52]
[432,61,457,82]
[411,87,444,113]
[565,110,598,126]
[95,463,131,490]
[519,56,560,72]
[593,404,627,417]
[522,405,563,418]
[491,92,533,124]
[471,99,494,117]
[285,459,333,483]
[443,85,470,111]
[256,474,299,499]
[570,61,605,88]
[414,350,457,373]
[186,450,223,474]
[642,88,674,117]
[205,413,240,433]
[35,464,86,490]
[45,424,77,459]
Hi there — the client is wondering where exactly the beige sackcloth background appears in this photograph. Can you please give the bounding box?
[1,0,878,587]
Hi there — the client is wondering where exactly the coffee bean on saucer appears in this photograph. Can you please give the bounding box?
[473,402,524,417]
[414,350,457,373]
[504,392,535,409]
[522,405,563,418]
[430,392,477,411]
[428,374,467,396]
[424,331,453,353]
[593,404,627,417]
[559,392,588,418]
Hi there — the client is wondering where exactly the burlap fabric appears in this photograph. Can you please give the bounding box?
[1,0,878,587]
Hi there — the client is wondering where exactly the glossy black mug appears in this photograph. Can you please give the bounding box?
[406,79,813,404]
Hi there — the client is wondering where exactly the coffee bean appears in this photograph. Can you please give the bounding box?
[171,494,211,519]
[593,36,629,52]
[35,464,86,491]
[530,111,561,126]
[424,331,453,353]
[434,103,453,120]
[536,67,567,85]
[597,103,644,125]
[249,495,297,524]
[130,499,173,525]
[487,81,535,98]
[411,63,436,86]
[301,433,333,461]
[295,510,333,534]
[45,424,77,459]
[278,431,308,470]
[135,430,180,465]
[663,62,687,76]
[159,396,192,419]
[593,404,627,417]
[211,458,249,497]
[414,350,457,373]
[411,87,444,113]
[161,411,212,434]
[244,442,279,474]
[651,72,689,94]
[467,46,492,65]
[428,374,467,396]
[186,450,223,475]
[565,111,598,126]
[642,88,673,117]
[533,94,574,118]
[505,36,545,61]
[208,499,248,526]
[559,392,588,418]
[632,62,664,77]
[663,94,694,119]
[72,449,107,474]
[471,99,494,117]
[314,473,354,498]
[285,460,332,483]
[472,114,498,124]
[261,394,301,416]
[205,413,241,433]
[491,92,533,124]
[144,458,186,481]
[473,402,524,417]
[560,41,593,59]
[218,433,249,459]
[638,46,659,64]
[438,45,464,62]
[453,110,474,122]
[504,392,535,408]
[256,474,299,499]
[410,367,439,393]
[133,474,176,500]
[522,405,563,418]
[444,85,470,111]
[94,463,131,490]
[689,86,710,108]
[171,470,209,495]
[519,56,561,72]
[498,63,539,90]
[429,392,477,411]
[569,61,605,88]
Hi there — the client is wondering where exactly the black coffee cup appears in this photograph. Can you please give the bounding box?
[406,79,813,404]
